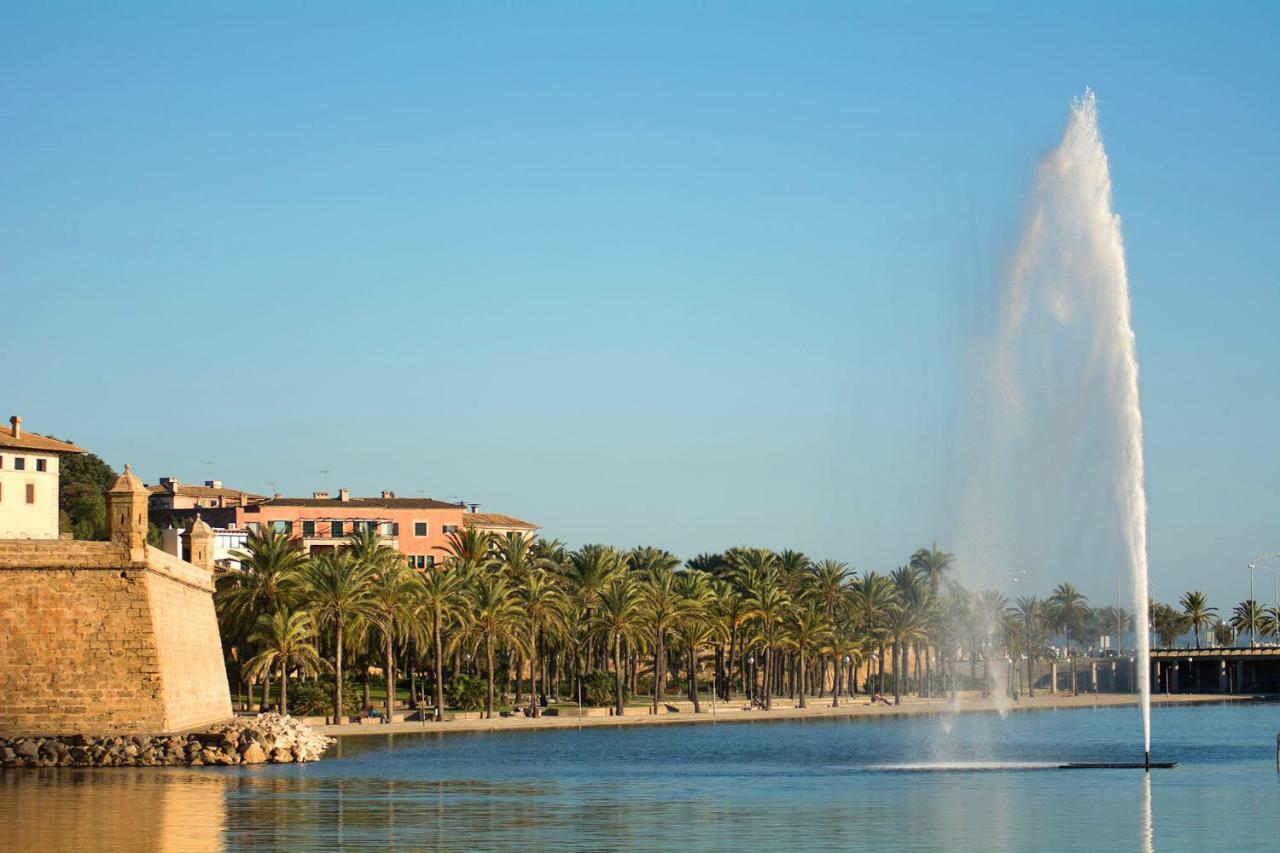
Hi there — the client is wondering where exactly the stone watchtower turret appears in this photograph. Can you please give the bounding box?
[186,513,215,572]
[106,464,149,560]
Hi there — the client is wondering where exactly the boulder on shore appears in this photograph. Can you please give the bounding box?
[0,713,334,770]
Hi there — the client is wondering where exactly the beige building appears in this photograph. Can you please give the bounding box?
[147,476,263,511]
[463,511,540,541]
[0,415,85,539]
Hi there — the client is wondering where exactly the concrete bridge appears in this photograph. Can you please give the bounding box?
[1151,647,1280,694]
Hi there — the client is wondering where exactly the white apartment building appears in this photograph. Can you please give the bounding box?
[0,416,85,539]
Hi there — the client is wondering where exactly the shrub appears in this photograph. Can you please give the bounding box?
[581,670,627,707]
[290,676,361,716]
[446,674,487,711]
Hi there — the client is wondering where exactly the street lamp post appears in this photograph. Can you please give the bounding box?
[1247,555,1280,646]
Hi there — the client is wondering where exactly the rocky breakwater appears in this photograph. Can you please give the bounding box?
[0,713,333,769]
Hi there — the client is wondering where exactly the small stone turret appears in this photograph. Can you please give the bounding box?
[186,513,215,572]
[106,464,149,559]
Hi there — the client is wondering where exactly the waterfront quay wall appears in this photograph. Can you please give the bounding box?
[0,540,231,736]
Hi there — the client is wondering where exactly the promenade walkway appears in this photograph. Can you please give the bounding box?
[314,691,1249,738]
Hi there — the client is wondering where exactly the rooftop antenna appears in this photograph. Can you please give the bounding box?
[205,460,214,480]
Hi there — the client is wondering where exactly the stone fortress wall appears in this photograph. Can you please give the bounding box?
[0,466,231,737]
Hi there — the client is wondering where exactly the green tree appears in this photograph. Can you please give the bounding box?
[302,550,378,722]
[57,448,116,540]
[245,607,324,716]
[592,576,644,715]
[418,563,471,720]
[1178,590,1218,649]
[463,572,524,719]
[1048,582,1090,693]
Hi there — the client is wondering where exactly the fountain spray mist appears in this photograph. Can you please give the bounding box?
[963,90,1151,761]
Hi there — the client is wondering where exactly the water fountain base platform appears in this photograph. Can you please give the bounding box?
[1058,762,1177,769]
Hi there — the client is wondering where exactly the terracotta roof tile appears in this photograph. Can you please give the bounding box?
[0,430,86,455]
[463,512,539,530]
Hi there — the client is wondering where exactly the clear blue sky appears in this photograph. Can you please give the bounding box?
[4,2,1276,609]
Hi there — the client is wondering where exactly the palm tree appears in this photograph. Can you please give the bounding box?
[592,576,643,715]
[784,603,829,708]
[1008,596,1047,698]
[301,550,378,722]
[441,526,496,574]
[367,558,422,720]
[909,542,954,594]
[1230,600,1275,646]
[1178,591,1217,649]
[1048,583,1090,693]
[347,527,412,720]
[417,563,470,720]
[887,567,934,705]
[851,571,898,693]
[218,525,306,708]
[743,577,791,710]
[639,561,691,714]
[823,628,869,707]
[517,568,568,717]
[245,607,324,716]
[499,534,554,704]
[674,569,717,712]
[465,572,524,718]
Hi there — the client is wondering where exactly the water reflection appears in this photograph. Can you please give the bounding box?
[1142,772,1155,853]
[1,767,227,852]
[0,705,1270,852]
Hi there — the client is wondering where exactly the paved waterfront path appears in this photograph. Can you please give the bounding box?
[316,692,1249,738]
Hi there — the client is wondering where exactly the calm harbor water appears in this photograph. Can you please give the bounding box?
[2,702,1275,851]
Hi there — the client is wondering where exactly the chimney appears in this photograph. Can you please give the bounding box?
[9,415,21,439]
[160,476,180,492]
[468,503,479,513]
[338,488,350,502]
[312,490,330,500]
[380,490,395,499]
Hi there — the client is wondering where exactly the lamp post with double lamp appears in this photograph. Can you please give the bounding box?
[747,656,755,703]
[1247,555,1280,646]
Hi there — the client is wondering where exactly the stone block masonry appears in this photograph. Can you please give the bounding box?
[0,540,232,736]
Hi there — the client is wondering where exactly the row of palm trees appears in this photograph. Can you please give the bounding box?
[212,527,1255,722]
[1153,590,1280,649]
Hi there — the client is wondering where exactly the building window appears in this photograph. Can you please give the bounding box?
[246,522,261,533]
[391,522,399,536]
[25,484,35,504]
[427,555,436,568]
[330,520,344,537]
[271,520,292,534]
[414,521,428,537]
[36,458,47,473]
[407,555,427,569]
[14,457,25,471]
[302,520,316,537]
[443,524,458,535]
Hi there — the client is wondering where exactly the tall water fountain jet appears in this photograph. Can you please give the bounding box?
[962,90,1151,764]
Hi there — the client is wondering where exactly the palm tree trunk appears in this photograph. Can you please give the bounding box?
[486,637,495,719]
[690,645,702,713]
[385,633,395,722]
[529,624,540,717]
[652,635,662,714]
[832,656,841,708]
[763,646,773,710]
[263,668,273,713]
[798,649,807,709]
[878,641,886,692]
[280,659,289,717]
[408,639,418,709]
[892,639,901,705]
[614,635,625,716]
[433,616,444,721]
[1027,655,1036,698]
[334,621,345,723]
